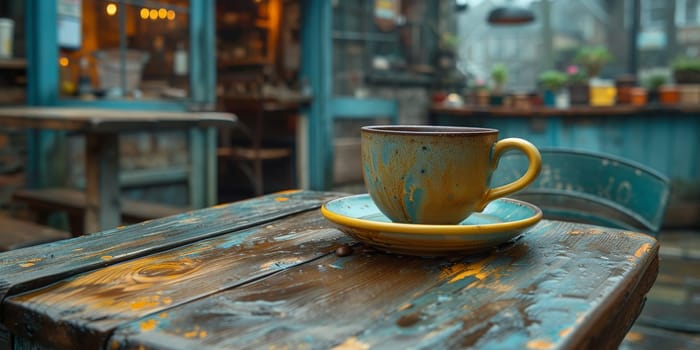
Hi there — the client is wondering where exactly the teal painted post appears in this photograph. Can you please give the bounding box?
[301,0,333,190]
[188,0,218,206]
[26,0,67,189]
[189,0,216,109]
[188,129,205,209]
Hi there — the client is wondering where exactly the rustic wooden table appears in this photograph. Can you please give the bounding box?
[0,190,658,350]
[0,107,237,233]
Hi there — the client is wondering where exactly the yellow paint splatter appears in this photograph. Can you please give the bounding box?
[332,337,370,350]
[130,299,159,310]
[634,243,652,258]
[162,296,172,305]
[397,303,412,311]
[159,312,168,318]
[184,326,205,339]
[140,319,158,332]
[275,189,301,195]
[527,339,553,350]
[18,257,45,268]
[559,327,572,337]
[101,255,113,261]
[447,256,497,284]
[275,197,290,202]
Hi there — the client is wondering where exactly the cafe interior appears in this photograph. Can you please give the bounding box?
[0,0,698,349]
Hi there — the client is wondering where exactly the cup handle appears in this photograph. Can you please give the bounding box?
[477,138,541,211]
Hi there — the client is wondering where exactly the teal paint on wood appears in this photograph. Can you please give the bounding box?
[0,191,659,350]
[492,149,671,233]
[435,113,700,183]
[331,97,399,123]
[205,127,217,205]
[301,0,333,190]
[0,191,340,305]
[55,99,185,111]
[25,0,67,189]
[189,0,216,108]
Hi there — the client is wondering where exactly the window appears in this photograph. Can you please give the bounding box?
[641,0,667,29]
[57,0,190,101]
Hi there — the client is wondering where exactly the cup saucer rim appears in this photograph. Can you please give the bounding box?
[321,193,542,235]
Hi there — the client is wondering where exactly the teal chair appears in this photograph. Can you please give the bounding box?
[491,148,671,235]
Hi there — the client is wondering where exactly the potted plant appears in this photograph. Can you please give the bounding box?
[574,46,613,79]
[643,73,667,104]
[538,70,568,108]
[566,65,589,106]
[471,79,490,106]
[489,63,507,106]
[671,56,700,85]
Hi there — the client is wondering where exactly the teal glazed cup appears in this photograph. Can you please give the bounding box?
[361,125,542,225]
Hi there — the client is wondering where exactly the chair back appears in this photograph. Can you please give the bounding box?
[492,148,671,234]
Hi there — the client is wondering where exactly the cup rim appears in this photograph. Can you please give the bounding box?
[361,125,498,135]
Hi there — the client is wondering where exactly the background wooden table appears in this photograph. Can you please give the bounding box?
[0,107,237,233]
[0,190,658,349]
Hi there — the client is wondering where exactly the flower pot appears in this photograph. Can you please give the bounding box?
[679,84,700,104]
[543,90,556,107]
[659,86,680,105]
[475,91,490,106]
[512,93,530,109]
[615,75,636,105]
[568,83,589,106]
[674,70,700,85]
[489,94,504,106]
[647,89,660,104]
[555,90,570,109]
[589,80,616,107]
[630,87,647,106]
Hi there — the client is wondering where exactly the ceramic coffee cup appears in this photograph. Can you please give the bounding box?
[361,125,541,225]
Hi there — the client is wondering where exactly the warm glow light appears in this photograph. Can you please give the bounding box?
[158,8,167,19]
[106,3,117,16]
[149,9,158,20]
[140,8,149,19]
[166,10,176,20]
[59,57,69,67]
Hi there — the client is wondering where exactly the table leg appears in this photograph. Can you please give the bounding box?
[188,127,218,208]
[85,133,121,233]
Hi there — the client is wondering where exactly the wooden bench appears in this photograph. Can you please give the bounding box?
[0,215,71,251]
[12,188,188,235]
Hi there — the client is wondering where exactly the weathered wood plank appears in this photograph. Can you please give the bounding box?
[2,210,349,350]
[107,221,658,350]
[0,108,236,132]
[0,191,338,308]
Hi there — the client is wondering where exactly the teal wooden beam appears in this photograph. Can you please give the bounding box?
[189,0,216,109]
[301,0,333,190]
[331,98,398,124]
[26,0,67,189]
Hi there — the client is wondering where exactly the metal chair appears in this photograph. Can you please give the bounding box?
[491,148,671,235]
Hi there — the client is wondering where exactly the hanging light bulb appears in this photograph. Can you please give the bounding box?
[106,3,117,16]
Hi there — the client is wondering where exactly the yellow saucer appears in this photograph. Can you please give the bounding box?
[321,194,542,256]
